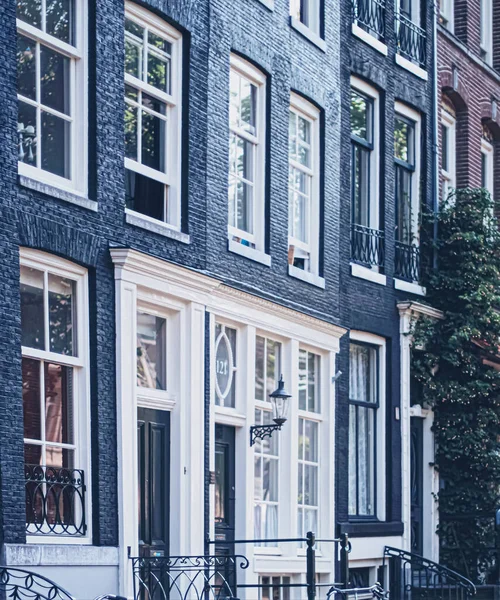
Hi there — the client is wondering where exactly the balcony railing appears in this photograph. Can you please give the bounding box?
[395,12,426,68]
[25,464,86,536]
[352,0,386,40]
[351,224,385,269]
[394,241,420,282]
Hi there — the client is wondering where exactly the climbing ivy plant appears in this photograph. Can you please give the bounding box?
[411,187,500,584]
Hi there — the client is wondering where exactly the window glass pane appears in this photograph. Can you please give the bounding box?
[21,266,45,350]
[126,18,143,39]
[17,35,36,101]
[349,343,377,403]
[351,91,370,142]
[303,419,318,462]
[352,145,370,226]
[44,362,74,445]
[24,442,42,465]
[17,0,42,29]
[255,336,265,401]
[396,165,412,243]
[148,31,171,54]
[125,169,166,221]
[239,78,257,134]
[289,111,297,159]
[45,446,74,469]
[229,71,240,129]
[215,324,236,407]
[18,101,38,167]
[41,111,71,178]
[307,352,318,412]
[125,103,138,160]
[141,109,166,172]
[46,0,74,45]
[441,124,448,171]
[395,117,414,164]
[266,340,281,398]
[214,446,226,522]
[125,39,142,79]
[23,358,41,441]
[48,274,75,356]
[148,52,170,94]
[357,406,375,515]
[41,46,70,115]
[298,349,307,410]
[137,312,167,390]
[348,404,357,514]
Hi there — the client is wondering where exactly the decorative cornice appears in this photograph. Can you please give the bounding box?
[397,301,444,320]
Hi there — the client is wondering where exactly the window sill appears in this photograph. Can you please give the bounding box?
[5,543,118,563]
[288,265,325,289]
[19,175,97,212]
[125,209,190,244]
[350,263,387,286]
[254,547,282,556]
[255,0,274,9]
[228,239,271,266]
[351,24,388,56]
[395,54,428,80]
[289,17,327,52]
[339,521,404,538]
[394,278,426,296]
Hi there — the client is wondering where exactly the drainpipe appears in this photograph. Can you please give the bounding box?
[432,0,439,269]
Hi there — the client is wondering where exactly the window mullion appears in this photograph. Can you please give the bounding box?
[36,42,41,169]
[43,270,49,352]
[137,91,143,165]
[41,0,47,33]
[40,359,46,466]
[142,27,148,85]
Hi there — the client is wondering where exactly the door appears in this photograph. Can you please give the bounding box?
[137,408,170,558]
[214,425,236,595]
[410,417,424,555]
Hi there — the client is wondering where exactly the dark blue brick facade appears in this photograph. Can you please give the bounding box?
[0,0,434,549]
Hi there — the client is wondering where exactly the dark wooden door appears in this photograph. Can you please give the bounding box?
[137,408,170,558]
[214,424,236,552]
[410,417,424,555]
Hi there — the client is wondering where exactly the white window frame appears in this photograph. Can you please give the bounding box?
[396,0,420,26]
[351,77,380,232]
[481,137,494,200]
[290,0,321,36]
[17,0,88,195]
[349,331,386,523]
[228,54,267,254]
[441,109,456,203]
[480,0,493,65]
[440,0,454,32]
[124,1,183,230]
[395,102,421,247]
[288,94,321,281]
[20,248,91,544]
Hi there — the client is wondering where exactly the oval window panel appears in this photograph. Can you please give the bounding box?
[215,332,233,400]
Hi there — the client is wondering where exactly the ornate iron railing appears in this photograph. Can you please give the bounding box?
[131,555,248,600]
[0,567,75,600]
[351,224,385,268]
[351,0,386,40]
[25,464,86,536]
[383,546,476,599]
[395,13,427,68]
[327,584,387,599]
[394,241,420,282]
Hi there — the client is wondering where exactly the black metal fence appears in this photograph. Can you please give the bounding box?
[131,532,355,600]
[395,13,427,68]
[0,567,74,600]
[351,0,386,39]
[326,585,387,599]
[383,546,476,599]
[25,464,86,536]
[394,241,420,283]
[351,224,385,269]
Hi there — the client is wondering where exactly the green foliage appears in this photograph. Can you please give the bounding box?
[411,188,500,583]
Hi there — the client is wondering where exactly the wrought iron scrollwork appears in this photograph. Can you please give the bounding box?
[327,584,388,599]
[249,422,284,447]
[395,241,420,282]
[395,13,427,68]
[351,224,385,268]
[25,464,86,536]
[351,0,386,40]
[0,567,75,600]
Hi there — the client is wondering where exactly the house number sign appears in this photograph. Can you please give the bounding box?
[215,324,236,406]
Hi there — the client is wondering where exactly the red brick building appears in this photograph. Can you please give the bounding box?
[438,0,500,201]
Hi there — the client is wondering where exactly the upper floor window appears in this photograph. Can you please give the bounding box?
[290,0,321,36]
[394,103,421,282]
[21,249,90,538]
[17,0,87,193]
[229,55,266,255]
[348,335,385,520]
[350,79,383,269]
[288,94,321,280]
[137,312,167,390]
[297,348,321,537]
[124,3,182,229]
[481,136,494,201]
[480,0,493,65]
[441,109,456,203]
[395,0,426,69]
[352,0,386,41]
[439,0,454,31]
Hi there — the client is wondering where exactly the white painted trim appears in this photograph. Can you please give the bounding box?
[395,54,428,80]
[350,262,387,286]
[480,0,493,65]
[397,301,443,321]
[351,23,388,56]
[4,543,119,566]
[255,0,274,9]
[228,239,272,266]
[125,209,190,244]
[441,109,456,203]
[288,265,325,289]
[439,0,454,33]
[394,278,426,296]
[289,17,327,52]
[481,137,494,200]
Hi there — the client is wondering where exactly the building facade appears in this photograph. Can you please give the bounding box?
[0,0,438,598]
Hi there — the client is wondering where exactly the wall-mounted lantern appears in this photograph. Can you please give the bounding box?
[250,376,291,447]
